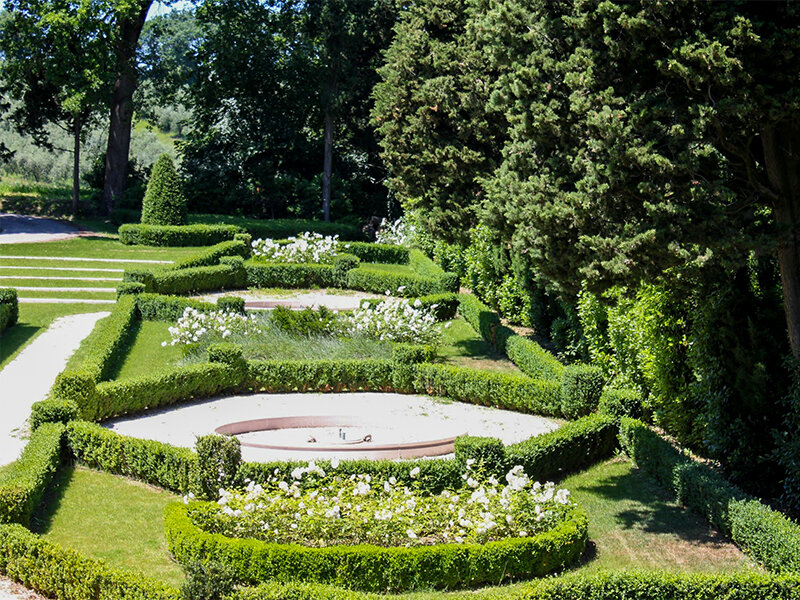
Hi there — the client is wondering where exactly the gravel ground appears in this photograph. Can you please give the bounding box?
[196,289,385,311]
[0,213,81,244]
[0,312,108,466]
[0,578,47,600]
[105,392,560,462]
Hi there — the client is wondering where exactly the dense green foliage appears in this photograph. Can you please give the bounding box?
[165,501,587,592]
[0,288,18,333]
[140,154,188,226]
[119,223,240,246]
[0,423,64,525]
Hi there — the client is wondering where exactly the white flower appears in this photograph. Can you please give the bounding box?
[406,529,417,539]
[409,467,420,478]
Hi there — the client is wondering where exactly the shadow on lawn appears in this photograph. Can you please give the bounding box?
[30,465,75,535]
[0,324,42,366]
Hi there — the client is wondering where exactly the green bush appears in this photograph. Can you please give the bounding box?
[505,335,564,380]
[128,263,244,295]
[618,417,800,573]
[0,287,19,332]
[165,502,587,592]
[360,293,459,322]
[90,363,240,421]
[332,253,360,284]
[345,242,410,264]
[51,370,98,420]
[136,294,217,322]
[227,572,800,600]
[182,560,237,600]
[454,436,505,471]
[64,296,138,382]
[172,240,249,270]
[245,359,394,393]
[413,363,562,417]
[346,267,457,297]
[245,261,338,289]
[560,365,605,419]
[505,413,618,483]
[188,214,363,241]
[458,294,502,348]
[30,398,78,430]
[391,343,435,391]
[66,420,196,494]
[598,387,643,419]
[216,296,246,314]
[141,154,188,226]
[271,306,339,336]
[0,423,64,525]
[117,282,146,297]
[119,223,241,247]
[191,434,242,500]
[0,523,180,600]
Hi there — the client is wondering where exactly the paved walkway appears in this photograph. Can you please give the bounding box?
[0,213,81,244]
[0,312,108,466]
[197,290,384,311]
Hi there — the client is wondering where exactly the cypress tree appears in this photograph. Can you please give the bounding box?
[141,154,188,226]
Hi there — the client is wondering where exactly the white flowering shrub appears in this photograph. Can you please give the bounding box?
[164,307,262,349]
[340,297,441,345]
[189,463,573,547]
[251,232,343,264]
[375,217,417,247]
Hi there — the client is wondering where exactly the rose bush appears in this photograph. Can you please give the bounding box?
[340,297,443,345]
[251,232,343,264]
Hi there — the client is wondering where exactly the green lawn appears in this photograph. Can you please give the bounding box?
[32,466,184,586]
[111,320,183,380]
[561,458,760,574]
[357,262,417,276]
[0,303,110,372]
[437,317,519,373]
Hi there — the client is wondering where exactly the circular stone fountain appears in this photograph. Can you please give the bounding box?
[215,415,462,459]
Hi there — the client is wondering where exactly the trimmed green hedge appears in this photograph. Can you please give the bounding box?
[458,294,502,348]
[505,335,564,380]
[165,501,587,592]
[135,293,217,321]
[345,242,410,264]
[619,417,800,574]
[126,261,245,295]
[189,214,363,241]
[245,261,339,289]
[0,523,180,600]
[118,223,241,246]
[414,363,562,417]
[30,398,78,431]
[346,267,458,297]
[0,423,64,525]
[65,296,138,382]
[171,240,249,270]
[66,421,195,494]
[0,287,18,332]
[245,359,395,393]
[506,413,618,482]
[227,572,800,600]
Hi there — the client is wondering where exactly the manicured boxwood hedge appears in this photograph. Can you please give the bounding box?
[135,293,217,321]
[118,223,241,246]
[413,363,562,417]
[505,335,564,380]
[619,417,800,574]
[245,359,395,394]
[165,501,588,592]
[126,261,245,295]
[344,242,409,264]
[188,214,363,241]
[228,572,800,600]
[0,287,18,333]
[171,239,249,270]
[0,523,180,600]
[245,261,339,289]
[66,420,196,494]
[0,423,64,525]
[346,267,458,297]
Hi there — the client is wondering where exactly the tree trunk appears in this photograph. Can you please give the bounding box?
[72,116,81,217]
[762,123,800,358]
[322,109,334,222]
[101,0,153,215]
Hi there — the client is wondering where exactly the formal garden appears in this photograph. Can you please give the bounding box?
[3,0,800,599]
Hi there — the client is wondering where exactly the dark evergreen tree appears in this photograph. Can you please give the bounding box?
[141,154,187,225]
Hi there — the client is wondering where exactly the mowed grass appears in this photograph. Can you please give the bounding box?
[32,466,184,586]
[0,302,110,372]
[111,320,183,380]
[561,458,760,574]
[437,317,519,374]
[357,262,417,277]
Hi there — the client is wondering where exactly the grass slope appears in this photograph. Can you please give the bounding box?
[32,466,184,586]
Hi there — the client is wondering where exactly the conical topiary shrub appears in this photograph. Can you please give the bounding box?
[140,154,188,226]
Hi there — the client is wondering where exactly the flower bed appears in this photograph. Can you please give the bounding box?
[190,463,574,547]
[165,464,587,592]
[252,232,344,264]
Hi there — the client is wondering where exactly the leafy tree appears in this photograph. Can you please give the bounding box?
[0,0,114,214]
[373,0,502,243]
[141,153,187,225]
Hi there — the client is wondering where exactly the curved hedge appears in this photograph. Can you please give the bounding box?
[0,287,18,333]
[119,223,241,246]
[165,502,588,592]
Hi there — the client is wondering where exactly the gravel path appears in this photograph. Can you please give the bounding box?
[106,392,560,462]
[0,213,82,244]
[0,312,108,466]
[0,577,47,600]
[196,289,384,311]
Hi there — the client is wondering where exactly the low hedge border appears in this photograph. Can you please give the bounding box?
[0,523,179,600]
[125,261,245,295]
[0,423,64,526]
[170,239,249,270]
[344,242,409,264]
[346,267,458,297]
[0,287,18,333]
[618,417,800,574]
[458,293,605,418]
[227,572,800,600]
[188,214,363,241]
[164,501,588,592]
[118,223,242,246]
